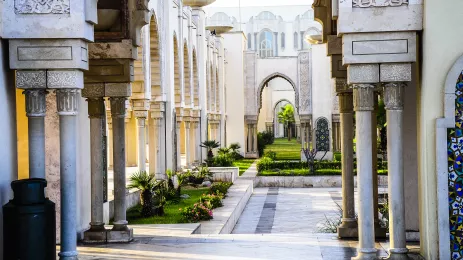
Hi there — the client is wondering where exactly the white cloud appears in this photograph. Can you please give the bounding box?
[208,0,314,7]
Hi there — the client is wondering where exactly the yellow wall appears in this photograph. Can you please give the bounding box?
[419,0,463,258]
[15,89,29,179]
[126,116,138,167]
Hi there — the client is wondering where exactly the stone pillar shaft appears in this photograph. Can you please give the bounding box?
[24,89,47,179]
[110,97,129,231]
[185,121,191,166]
[353,84,377,259]
[88,98,105,230]
[176,121,182,170]
[384,83,408,258]
[56,89,79,260]
[137,117,147,172]
[338,93,358,237]
[253,124,258,153]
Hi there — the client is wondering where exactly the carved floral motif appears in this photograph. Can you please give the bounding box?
[15,0,70,14]
[353,0,409,8]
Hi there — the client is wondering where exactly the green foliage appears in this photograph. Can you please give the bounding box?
[209,182,232,196]
[317,203,357,233]
[278,105,296,141]
[128,171,157,217]
[165,169,175,190]
[257,131,274,156]
[264,138,301,160]
[229,143,243,159]
[257,160,388,173]
[180,203,213,223]
[213,153,235,167]
[334,152,342,161]
[256,157,274,172]
[176,171,191,196]
[200,193,223,209]
[263,150,277,160]
[217,147,231,155]
[233,159,255,176]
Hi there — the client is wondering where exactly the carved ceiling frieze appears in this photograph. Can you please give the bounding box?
[15,0,70,14]
[353,0,409,8]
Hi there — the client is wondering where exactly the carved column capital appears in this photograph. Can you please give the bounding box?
[338,92,354,113]
[353,84,375,112]
[383,82,406,111]
[56,89,80,116]
[24,89,47,117]
[137,118,146,128]
[87,97,105,119]
[109,97,127,119]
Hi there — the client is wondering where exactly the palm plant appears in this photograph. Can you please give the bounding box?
[229,143,242,159]
[127,171,157,217]
[217,147,231,155]
[176,171,191,196]
[200,140,220,164]
[278,105,296,141]
[166,169,175,190]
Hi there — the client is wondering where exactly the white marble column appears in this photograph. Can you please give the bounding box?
[352,84,377,260]
[107,111,114,170]
[195,122,201,163]
[109,97,131,236]
[56,89,79,260]
[185,121,191,167]
[84,97,106,242]
[246,124,252,153]
[301,122,306,149]
[253,124,258,153]
[384,83,408,259]
[176,121,182,170]
[137,116,147,172]
[24,89,47,179]
[337,92,358,237]
[155,118,164,179]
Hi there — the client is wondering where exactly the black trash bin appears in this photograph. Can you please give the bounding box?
[3,178,56,260]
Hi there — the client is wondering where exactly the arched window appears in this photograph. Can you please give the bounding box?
[316,118,330,151]
[293,32,298,50]
[281,32,286,49]
[257,11,276,20]
[247,33,252,49]
[259,30,274,58]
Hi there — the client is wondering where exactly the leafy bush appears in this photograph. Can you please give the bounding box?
[256,160,388,173]
[176,171,191,196]
[263,150,277,160]
[127,171,158,217]
[209,182,233,196]
[180,203,213,222]
[256,157,274,172]
[257,131,275,156]
[217,147,231,155]
[261,131,275,145]
[213,154,234,167]
[200,193,223,209]
[189,166,213,185]
[229,143,243,160]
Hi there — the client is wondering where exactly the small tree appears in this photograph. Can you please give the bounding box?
[200,140,220,166]
[302,148,328,175]
[278,105,296,141]
[128,171,157,217]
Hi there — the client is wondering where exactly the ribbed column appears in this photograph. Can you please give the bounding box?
[110,97,129,232]
[337,92,358,238]
[185,121,191,167]
[24,89,47,179]
[56,89,79,260]
[176,121,182,170]
[137,116,147,172]
[352,84,377,260]
[86,97,106,236]
[384,83,409,260]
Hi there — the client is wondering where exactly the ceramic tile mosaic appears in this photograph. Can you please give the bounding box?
[316,118,330,151]
[448,71,463,259]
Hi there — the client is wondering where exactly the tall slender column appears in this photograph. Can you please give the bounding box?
[337,92,358,238]
[109,97,131,237]
[253,124,258,153]
[274,32,279,56]
[56,89,79,260]
[176,121,182,170]
[83,97,106,243]
[155,118,163,179]
[301,122,306,149]
[195,122,201,163]
[246,124,252,153]
[137,115,147,172]
[24,89,47,179]
[352,84,377,260]
[107,109,114,169]
[185,121,191,167]
[384,83,408,259]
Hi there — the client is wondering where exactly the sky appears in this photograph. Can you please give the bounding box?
[208,0,314,7]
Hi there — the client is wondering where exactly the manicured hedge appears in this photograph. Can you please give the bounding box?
[257,159,387,173]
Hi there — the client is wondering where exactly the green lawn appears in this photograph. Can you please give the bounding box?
[126,187,209,224]
[233,159,255,176]
[264,138,301,160]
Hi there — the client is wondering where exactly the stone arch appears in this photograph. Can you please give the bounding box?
[273,99,300,120]
[315,117,330,151]
[183,41,191,106]
[192,48,199,107]
[173,34,181,107]
[149,12,162,98]
[436,54,463,260]
[257,72,299,113]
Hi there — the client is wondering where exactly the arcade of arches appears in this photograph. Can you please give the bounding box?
[0,0,461,260]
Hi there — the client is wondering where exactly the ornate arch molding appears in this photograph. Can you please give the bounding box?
[436,54,463,260]
[272,98,300,122]
[149,10,163,99]
[257,72,299,114]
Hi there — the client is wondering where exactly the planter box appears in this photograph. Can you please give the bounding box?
[209,167,239,183]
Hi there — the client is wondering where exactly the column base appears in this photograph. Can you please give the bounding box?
[245,152,259,159]
[83,228,107,244]
[352,248,378,260]
[107,228,134,243]
[58,251,79,260]
[387,249,410,260]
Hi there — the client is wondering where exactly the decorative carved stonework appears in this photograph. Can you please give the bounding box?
[244,52,257,115]
[299,52,312,115]
[48,70,83,89]
[338,92,354,113]
[335,78,350,93]
[16,70,46,89]
[24,89,47,117]
[353,0,409,8]
[383,82,406,110]
[87,98,106,119]
[110,97,128,118]
[56,89,80,116]
[15,0,70,14]
[353,84,375,111]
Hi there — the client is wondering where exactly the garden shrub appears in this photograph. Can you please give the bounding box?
[261,131,275,145]
[256,157,274,172]
[263,150,277,160]
[200,193,223,209]
[257,160,388,173]
[209,182,233,196]
[180,203,213,222]
[213,154,234,167]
